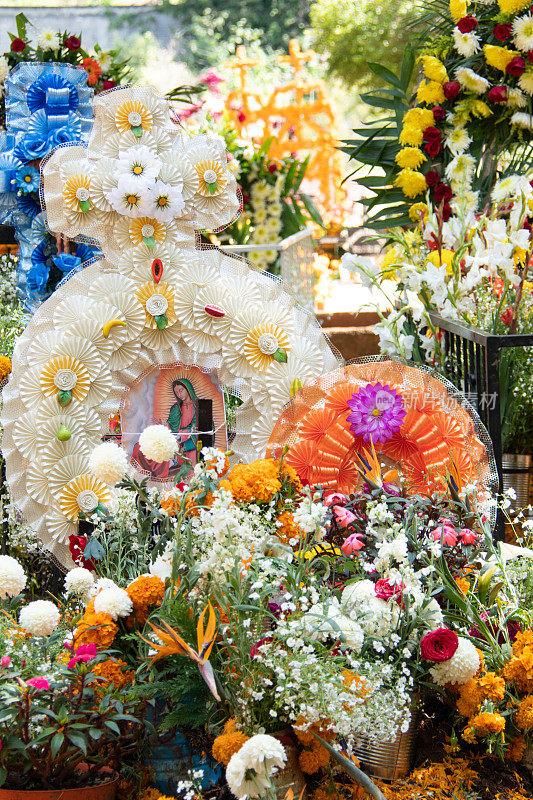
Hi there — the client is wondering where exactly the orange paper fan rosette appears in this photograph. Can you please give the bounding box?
[267,358,498,515]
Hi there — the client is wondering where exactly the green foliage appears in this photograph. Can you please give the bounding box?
[341,47,416,229]
[310,0,419,90]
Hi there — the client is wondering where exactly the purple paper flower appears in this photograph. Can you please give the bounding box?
[347,382,406,443]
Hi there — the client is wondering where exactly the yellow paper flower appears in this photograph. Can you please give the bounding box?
[399,126,424,147]
[128,217,166,246]
[58,473,112,520]
[417,80,446,106]
[243,322,291,371]
[420,56,448,84]
[484,45,519,73]
[450,0,467,20]
[395,147,427,169]
[115,100,153,134]
[39,355,90,402]
[135,281,177,328]
[62,174,93,212]
[195,159,228,197]
[395,168,427,198]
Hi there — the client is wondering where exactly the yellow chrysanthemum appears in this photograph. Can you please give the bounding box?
[395,147,427,170]
[195,159,228,197]
[380,246,400,279]
[243,322,290,371]
[427,249,455,275]
[409,202,429,223]
[135,281,177,329]
[420,56,448,84]
[62,174,93,213]
[39,355,90,402]
[115,100,153,134]
[399,126,423,147]
[0,355,12,382]
[417,79,446,105]
[128,217,166,246]
[450,0,467,20]
[484,45,520,73]
[498,0,530,12]
[471,100,492,119]
[58,472,112,520]
[395,168,427,198]
[403,107,435,131]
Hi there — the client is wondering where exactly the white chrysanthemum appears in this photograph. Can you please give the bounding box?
[423,598,444,629]
[144,180,186,222]
[0,555,27,599]
[89,441,129,485]
[90,577,119,597]
[445,127,472,155]
[453,28,480,57]
[65,567,95,596]
[492,174,522,202]
[95,51,112,71]
[508,87,527,107]
[237,734,287,776]
[36,30,60,51]
[511,111,533,129]
[429,636,480,686]
[340,580,400,637]
[445,153,476,183]
[340,579,375,611]
[518,70,533,95]
[117,145,161,181]
[455,67,490,94]
[450,189,479,215]
[106,175,151,218]
[138,424,177,462]
[337,615,365,652]
[513,14,533,51]
[19,600,60,636]
[226,753,271,800]
[0,56,9,82]
[149,556,172,582]
[93,586,133,620]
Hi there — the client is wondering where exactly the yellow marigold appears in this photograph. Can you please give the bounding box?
[420,56,448,84]
[395,147,426,170]
[498,0,530,12]
[409,202,429,223]
[399,125,423,147]
[74,612,118,649]
[212,731,249,765]
[457,679,483,719]
[502,630,533,692]
[478,672,506,702]
[280,461,301,491]
[92,658,134,689]
[275,510,304,546]
[227,459,283,503]
[0,355,12,382]
[416,79,446,106]
[455,576,470,596]
[507,736,527,762]
[403,107,435,130]
[516,695,533,731]
[484,45,520,73]
[127,575,165,624]
[395,168,427,199]
[469,711,506,736]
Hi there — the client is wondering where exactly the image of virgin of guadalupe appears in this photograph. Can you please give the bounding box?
[132,378,199,480]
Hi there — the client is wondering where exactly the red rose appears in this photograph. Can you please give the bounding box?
[11,38,26,52]
[493,24,512,41]
[434,183,452,203]
[423,126,441,141]
[432,106,445,122]
[420,628,459,662]
[425,169,440,187]
[528,51,533,63]
[424,139,442,157]
[237,111,246,123]
[506,57,526,77]
[501,307,514,326]
[103,80,116,90]
[267,163,278,174]
[68,534,95,571]
[443,80,461,100]
[63,35,81,51]
[489,85,508,103]
[457,15,478,32]
[375,579,404,603]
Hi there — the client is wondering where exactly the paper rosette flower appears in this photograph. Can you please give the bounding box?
[267,359,497,505]
[135,281,178,329]
[58,472,112,520]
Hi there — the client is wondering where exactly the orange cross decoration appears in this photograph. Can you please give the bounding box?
[224,39,346,215]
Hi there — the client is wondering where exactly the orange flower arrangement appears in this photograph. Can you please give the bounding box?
[82,57,102,87]
[275,510,304,547]
[185,490,214,518]
[468,711,506,737]
[225,458,300,504]
[294,718,334,771]
[92,658,135,690]
[127,575,166,624]
[477,672,505,702]
[502,629,533,693]
[74,609,118,649]
[160,491,181,517]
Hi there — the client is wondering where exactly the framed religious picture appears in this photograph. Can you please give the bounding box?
[121,365,228,484]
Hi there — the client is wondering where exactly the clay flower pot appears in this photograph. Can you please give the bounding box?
[0,771,118,800]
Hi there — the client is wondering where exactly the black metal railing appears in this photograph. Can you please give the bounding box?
[429,313,533,537]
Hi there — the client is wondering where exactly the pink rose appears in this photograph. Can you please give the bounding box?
[333,506,356,528]
[431,524,457,546]
[324,492,348,507]
[459,528,478,545]
[341,533,365,555]
[420,628,459,662]
[375,579,404,603]
[26,677,50,691]
[1,656,11,667]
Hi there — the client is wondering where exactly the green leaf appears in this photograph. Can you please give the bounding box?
[283,160,299,195]
[299,193,325,227]
[89,727,103,740]
[50,732,64,759]
[57,389,72,407]
[143,235,155,249]
[15,12,28,39]
[104,720,121,735]
[367,61,403,88]
[0,766,6,787]
[67,733,87,754]
[206,181,218,195]
[131,125,143,138]
[273,347,288,363]
[155,313,168,330]
[78,199,92,213]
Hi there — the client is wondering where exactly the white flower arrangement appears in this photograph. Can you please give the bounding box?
[19,600,61,636]
[429,636,480,686]
[64,567,95,597]
[226,735,286,800]
[0,555,27,599]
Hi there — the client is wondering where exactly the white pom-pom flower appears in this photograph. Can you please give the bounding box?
[89,577,119,597]
[19,600,60,636]
[149,556,172,582]
[93,587,133,620]
[226,734,286,799]
[226,753,270,800]
[138,424,176,462]
[64,567,95,596]
[0,555,27,599]
[89,441,129,484]
[429,636,480,686]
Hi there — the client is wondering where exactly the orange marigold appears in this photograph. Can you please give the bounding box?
[127,575,165,624]
[92,658,134,690]
[275,511,304,547]
[507,736,526,762]
[298,743,330,775]
[160,492,181,517]
[74,612,118,649]
[478,671,506,702]
[516,695,533,731]
[185,490,214,517]
[82,56,102,87]
[455,577,470,596]
[462,725,477,744]
[469,711,506,737]
[227,459,282,503]
[502,632,533,692]
[212,731,249,765]
[457,679,483,719]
